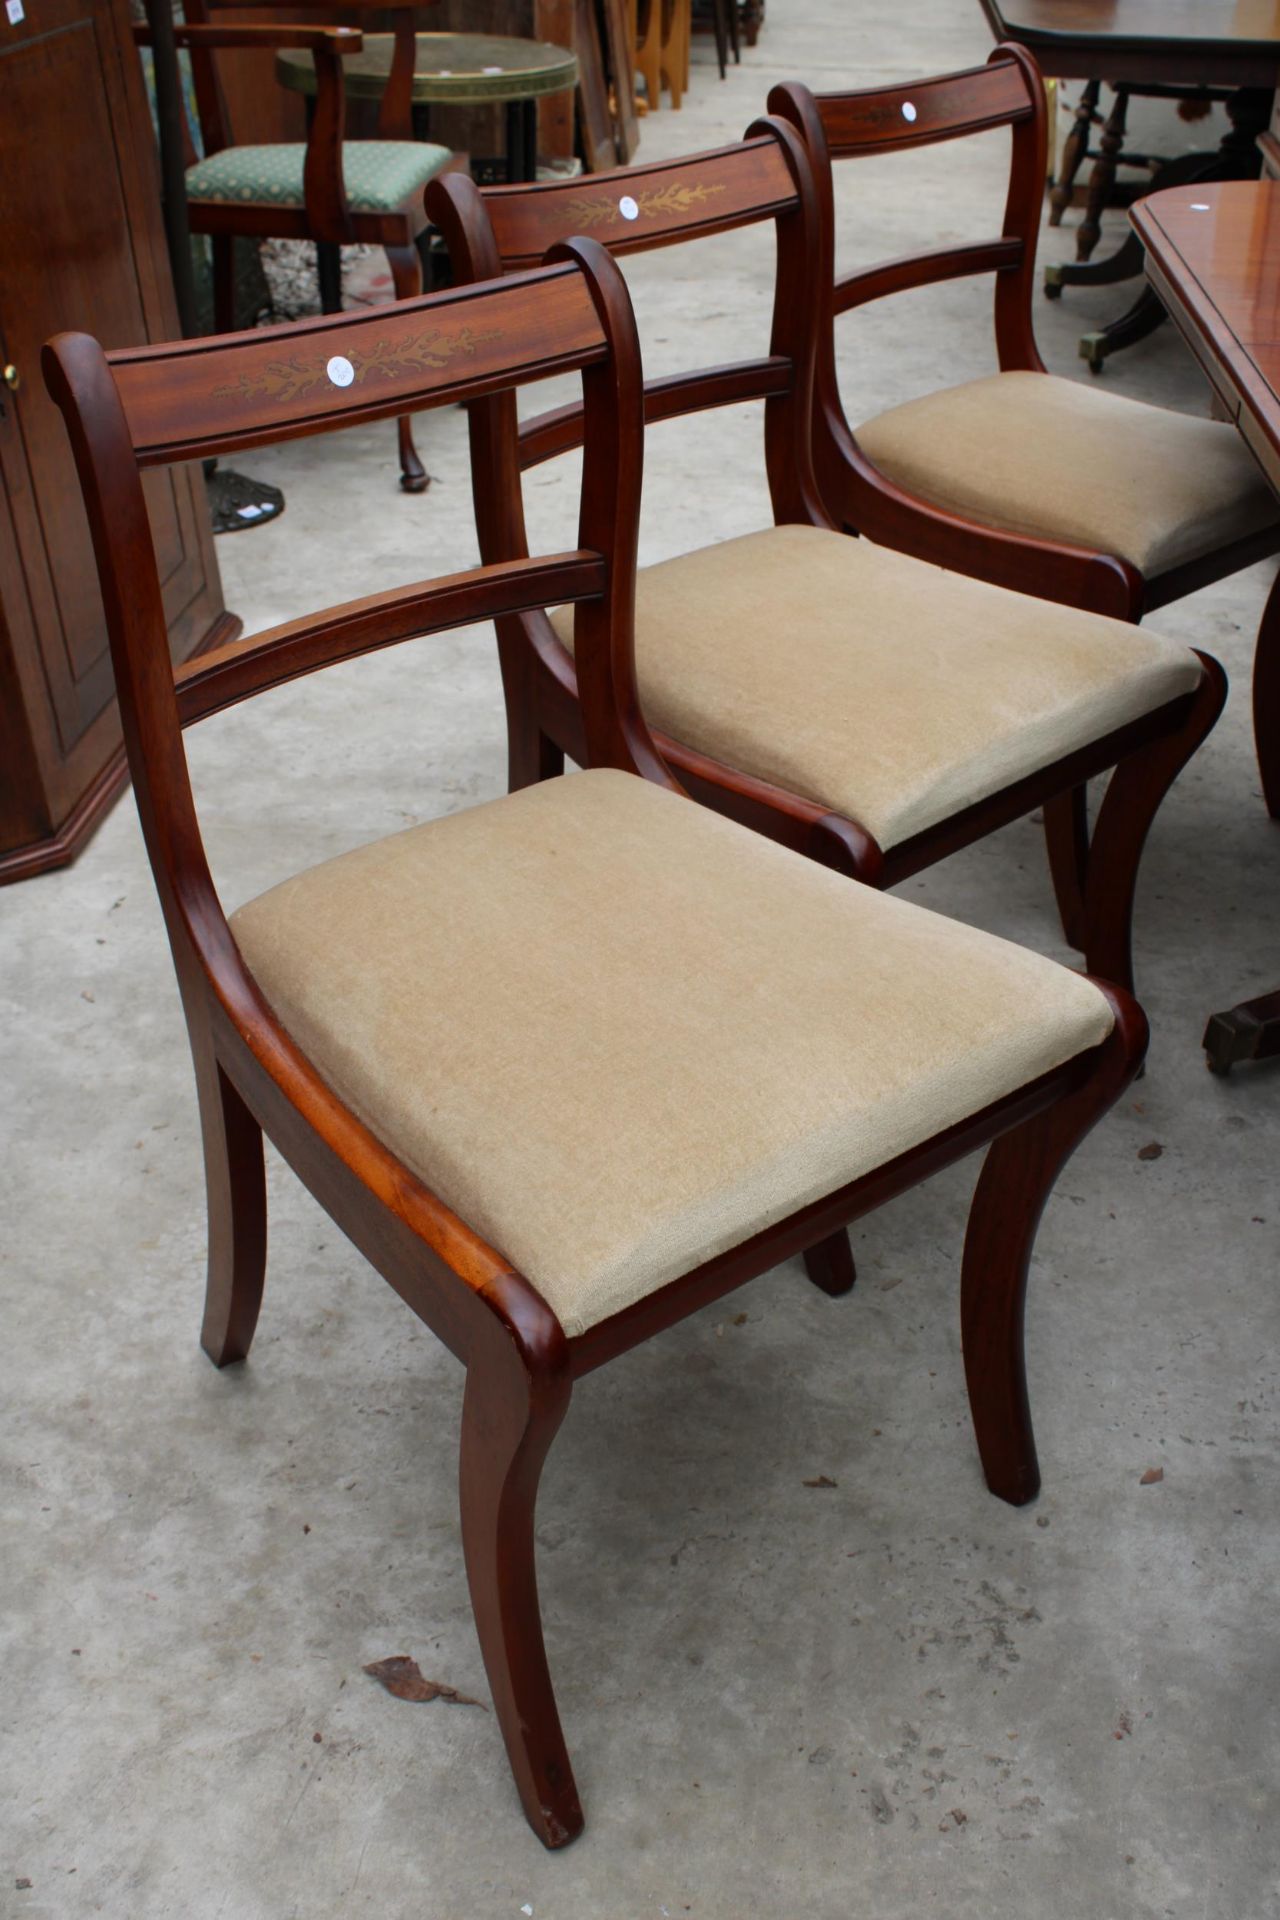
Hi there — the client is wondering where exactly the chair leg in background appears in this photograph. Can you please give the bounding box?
[459,1331,582,1849]
[197,1053,267,1368]
[803,1229,856,1296]
[1253,565,1280,816]
[1077,85,1130,262]
[384,243,430,494]
[960,990,1146,1507]
[211,234,236,333]
[1049,78,1101,227]
[1081,656,1228,995]
[1043,785,1090,950]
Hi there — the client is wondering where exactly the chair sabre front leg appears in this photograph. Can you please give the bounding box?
[197,1054,267,1368]
[960,988,1147,1507]
[1081,655,1227,995]
[460,1325,582,1848]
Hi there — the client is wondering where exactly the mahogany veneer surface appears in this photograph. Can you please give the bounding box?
[1133,181,1280,494]
[0,0,233,883]
[980,0,1280,83]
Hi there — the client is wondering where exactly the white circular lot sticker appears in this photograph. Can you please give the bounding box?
[619,194,639,221]
[901,101,917,122]
[326,355,355,388]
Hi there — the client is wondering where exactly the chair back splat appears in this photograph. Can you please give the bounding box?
[772,48,1047,372]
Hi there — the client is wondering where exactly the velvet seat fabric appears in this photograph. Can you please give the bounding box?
[230,769,1115,1338]
[854,370,1279,577]
[550,524,1204,850]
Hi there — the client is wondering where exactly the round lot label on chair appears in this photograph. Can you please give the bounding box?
[326,355,356,388]
[619,195,639,221]
[901,101,917,122]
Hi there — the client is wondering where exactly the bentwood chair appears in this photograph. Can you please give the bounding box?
[767,50,1280,878]
[428,123,1226,1001]
[47,253,1145,1846]
[136,0,455,492]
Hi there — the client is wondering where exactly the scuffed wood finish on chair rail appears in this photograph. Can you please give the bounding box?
[47,233,1154,1852]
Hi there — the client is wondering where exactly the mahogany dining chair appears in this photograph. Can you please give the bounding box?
[427,122,1225,1002]
[768,47,1280,917]
[47,250,1144,1846]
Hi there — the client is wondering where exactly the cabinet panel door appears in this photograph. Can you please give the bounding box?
[0,0,223,816]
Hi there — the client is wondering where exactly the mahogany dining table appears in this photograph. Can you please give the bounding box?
[1132,179,1280,1073]
[981,2,1280,368]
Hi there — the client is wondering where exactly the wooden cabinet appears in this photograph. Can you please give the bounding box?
[0,0,236,883]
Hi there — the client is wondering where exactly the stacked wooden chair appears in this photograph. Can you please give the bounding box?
[48,240,1148,1846]
[427,119,1226,1001]
[766,48,1280,848]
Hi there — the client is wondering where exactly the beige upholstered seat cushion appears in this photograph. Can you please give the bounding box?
[230,770,1114,1338]
[549,524,1203,850]
[855,370,1278,577]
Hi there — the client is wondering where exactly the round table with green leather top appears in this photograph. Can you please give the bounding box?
[275,33,579,183]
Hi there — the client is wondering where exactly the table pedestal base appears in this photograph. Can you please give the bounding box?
[1204,991,1280,1074]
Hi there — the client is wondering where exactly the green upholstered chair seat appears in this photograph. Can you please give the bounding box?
[186,140,451,214]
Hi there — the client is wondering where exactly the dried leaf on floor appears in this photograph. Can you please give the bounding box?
[803,1474,838,1488]
[362,1656,487,1708]
[1139,1467,1164,1486]
[1136,1142,1164,1161]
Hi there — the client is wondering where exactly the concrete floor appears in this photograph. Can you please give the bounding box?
[5,4,1280,1915]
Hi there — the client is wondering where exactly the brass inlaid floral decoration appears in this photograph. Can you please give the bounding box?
[563,182,728,230]
[214,324,503,405]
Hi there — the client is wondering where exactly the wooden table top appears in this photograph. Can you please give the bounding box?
[980,0,1280,83]
[1132,180,1280,492]
[276,32,578,105]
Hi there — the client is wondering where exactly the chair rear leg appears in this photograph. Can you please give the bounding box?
[1081,656,1227,994]
[803,1229,856,1296]
[211,235,236,334]
[196,1053,267,1367]
[384,243,430,494]
[1253,565,1280,817]
[961,989,1147,1506]
[496,631,567,790]
[1043,786,1090,950]
[460,1333,582,1848]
